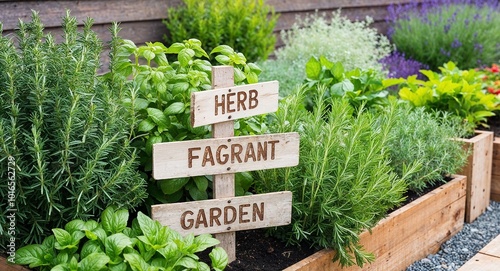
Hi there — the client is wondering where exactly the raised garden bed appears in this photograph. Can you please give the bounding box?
[284,175,467,271]
[457,130,494,222]
[491,137,500,202]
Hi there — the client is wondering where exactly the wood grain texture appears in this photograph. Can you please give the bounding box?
[151,191,292,235]
[491,137,500,201]
[285,175,467,271]
[191,81,279,127]
[458,131,494,223]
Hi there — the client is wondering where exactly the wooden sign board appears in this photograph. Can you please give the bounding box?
[151,191,292,235]
[191,81,279,127]
[152,132,299,179]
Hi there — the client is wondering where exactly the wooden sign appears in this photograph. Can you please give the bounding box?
[191,81,279,127]
[152,132,299,179]
[151,191,292,235]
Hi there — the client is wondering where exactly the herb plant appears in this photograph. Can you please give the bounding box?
[387,0,500,70]
[108,34,262,203]
[303,56,389,111]
[387,61,500,131]
[387,104,468,193]
[164,0,279,62]
[379,50,429,80]
[15,206,228,271]
[255,86,416,267]
[259,11,391,96]
[0,12,147,248]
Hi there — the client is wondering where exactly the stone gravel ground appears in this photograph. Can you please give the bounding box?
[406,200,500,271]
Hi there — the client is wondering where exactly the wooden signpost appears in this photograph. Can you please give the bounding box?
[151,66,299,262]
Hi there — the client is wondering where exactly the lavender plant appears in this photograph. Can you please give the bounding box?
[380,50,429,80]
[387,0,500,71]
[259,11,392,97]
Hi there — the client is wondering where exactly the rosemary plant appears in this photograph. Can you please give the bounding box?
[387,104,468,193]
[255,86,417,267]
[0,12,147,248]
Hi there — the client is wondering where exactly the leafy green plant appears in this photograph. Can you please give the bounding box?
[303,56,389,111]
[254,85,417,267]
[388,0,500,70]
[0,12,147,248]
[15,206,228,271]
[108,34,262,203]
[164,0,279,62]
[386,61,500,131]
[258,11,391,96]
[387,104,468,193]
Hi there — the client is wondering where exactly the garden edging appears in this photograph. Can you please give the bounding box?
[457,130,493,222]
[284,175,467,271]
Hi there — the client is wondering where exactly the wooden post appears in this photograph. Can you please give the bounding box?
[211,66,236,262]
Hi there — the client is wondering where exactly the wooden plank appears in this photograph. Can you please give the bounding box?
[0,256,30,271]
[152,191,292,235]
[492,137,500,202]
[191,81,279,127]
[285,175,467,271]
[457,253,500,271]
[274,6,390,32]
[267,0,416,13]
[0,0,181,30]
[210,66,236,262]
[480,235,500,258]
[152,132,300,179]
[458,131,493,222]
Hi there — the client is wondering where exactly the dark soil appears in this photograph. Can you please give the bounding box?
[484,114,500,137]
[225,229,318,271]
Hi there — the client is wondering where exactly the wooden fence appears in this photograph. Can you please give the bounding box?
[0,0,413,69]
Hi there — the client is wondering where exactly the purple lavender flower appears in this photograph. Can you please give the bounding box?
[380,51,430,79]
[451,38,462,48]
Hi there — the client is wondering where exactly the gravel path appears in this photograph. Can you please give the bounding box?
[406,200,500,271]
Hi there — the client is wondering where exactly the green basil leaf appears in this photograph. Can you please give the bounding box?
[246,71,259,84]
[158,178,189,195]
[215,55,230,65]
[209,247,229,271]
[178,48,195,67]
[193,176,208,192]
[15,244,46,267]
[78,252,110,271]
[138,118,156,132]
[189,185,208,200]
[143,50,155,62]
[123,253,150,271]
[51,264,70,271]
[306,57,321,80]
[234,68,246,83]
[101,207,129,234]
[164,102,185,115]
[166,42,185,54]
[52,228,73,249]
[176,256,197,269]
[81,240,103,259]
[332,62,345,79]
[147,108,169,127]
[105,233,133,260]
[210,45,234,55]
[109,262,128,271]
[134,98,149,110]
[193,234,220,252]
[64,220,85,234]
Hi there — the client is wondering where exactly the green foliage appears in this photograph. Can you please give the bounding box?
[258,11,392,96]
[15,206,227,271]
[108,35,263,203]
[164,0,279,62]
[386,61,500,131]
[303,56,389,111]
[255,86,415,267]
[388,1,500,70]
[0,12,147,248]
[387,104,469,193]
